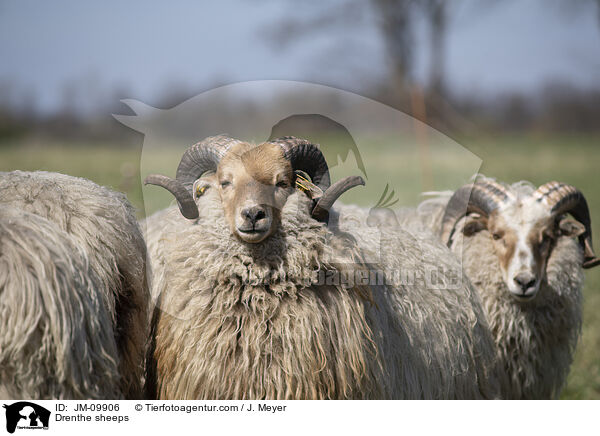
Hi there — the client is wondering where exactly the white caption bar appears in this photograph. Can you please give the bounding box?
[0,400,595,435]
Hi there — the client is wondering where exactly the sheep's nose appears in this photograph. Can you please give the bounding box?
[241,206,266,226]
[513,273,536,293]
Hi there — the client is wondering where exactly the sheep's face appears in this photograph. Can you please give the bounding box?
[467,198,585,302]
[216,142,294,243]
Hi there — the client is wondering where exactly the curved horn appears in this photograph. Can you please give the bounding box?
[312,176,365,222]
[534,182,599,269]
[144,174,199,219]
[440,180,514,246]
[176,135,239,190]
[271,136,331,194]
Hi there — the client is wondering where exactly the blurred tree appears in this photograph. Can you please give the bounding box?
[260,0,466,135]
[261,0,415,95]
[371,0,415,94]
[556,0,600,33]
[418,0,447,97]
[261,0,461,99]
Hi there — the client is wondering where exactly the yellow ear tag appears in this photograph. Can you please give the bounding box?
[295,170,323,200]
[195,185,207,198]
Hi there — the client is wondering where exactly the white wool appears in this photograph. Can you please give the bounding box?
[0,171,149,399]
[418,175,585,399]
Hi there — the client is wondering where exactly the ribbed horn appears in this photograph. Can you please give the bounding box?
[271,136,331,195]
[440,181,514,246]
[534,181,599,269]
[176,135,240,191]
[144,174,199,219]
[312,176,366,222]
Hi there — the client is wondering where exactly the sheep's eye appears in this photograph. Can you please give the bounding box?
[220,180,231,189]
[492,233,502,240]
[276,180,288,188]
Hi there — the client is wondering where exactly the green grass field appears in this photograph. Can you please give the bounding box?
[1,133,599,399]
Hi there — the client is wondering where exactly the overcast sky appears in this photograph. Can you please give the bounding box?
[0,0,598,114]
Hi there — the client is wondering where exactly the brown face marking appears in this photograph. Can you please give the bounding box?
[527,217,556,278]
[486,199,563,299]
[487,212,517,273]
[466,194,577,299]
[240,142,292,186]
[216,142,294,243]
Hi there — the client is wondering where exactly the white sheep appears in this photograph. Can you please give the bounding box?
[0,171,149,399]
[0,207,122,398]
[429,177,599,399]
[142,135,502,399]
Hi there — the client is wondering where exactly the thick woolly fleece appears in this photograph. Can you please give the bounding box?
[145,189,502,399]
[407,178,585,399]
[447,180,584,399]
[0,208,121,399]
[453,227,583,399]
[0,171,149,399]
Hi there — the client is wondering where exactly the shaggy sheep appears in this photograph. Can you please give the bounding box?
[143,135,502,399]
[435,177,599,399]
[0,207,123,399]
[0,171,149,399]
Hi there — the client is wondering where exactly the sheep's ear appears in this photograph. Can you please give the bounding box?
[463,216,487,237]
[558,218,586,237]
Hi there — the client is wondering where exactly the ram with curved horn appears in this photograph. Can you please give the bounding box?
[141,136,502,399]
[145,135,363,229]
[532,181,600,269]
[438,176,598,399]
[441,180,599,279]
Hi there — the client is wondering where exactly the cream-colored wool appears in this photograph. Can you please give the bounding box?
[145,185,502,399]
[0,171,149,399]
[410,179,585,399]
[448,180,584,399]
[0,208,120,399]
[453,225,582,399]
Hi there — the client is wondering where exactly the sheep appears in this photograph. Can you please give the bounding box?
[0,171,149,399]
[433,177,599,399]
[0,207,122,399]
[142,135,502,399]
